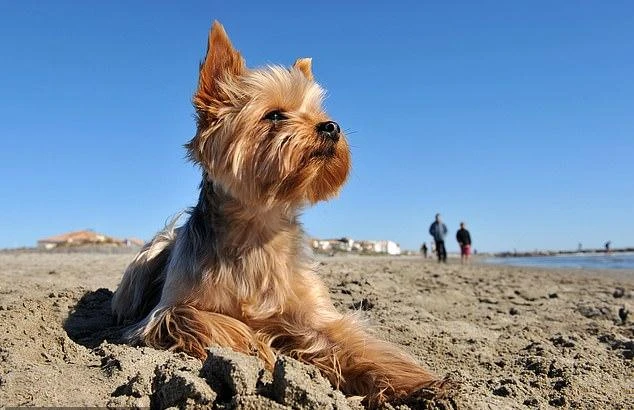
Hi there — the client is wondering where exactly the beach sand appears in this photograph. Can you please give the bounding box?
[0,251,632,409]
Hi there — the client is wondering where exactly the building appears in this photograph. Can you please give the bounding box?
[37,230,143,249]
[312,237,401,255]
[312,238,354,252]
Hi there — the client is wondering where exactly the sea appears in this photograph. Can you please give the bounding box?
[485,252,634,271]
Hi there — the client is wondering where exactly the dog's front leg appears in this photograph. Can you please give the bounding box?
[257,273,448,406]
[314,314,449,406]
[139,304,275,366]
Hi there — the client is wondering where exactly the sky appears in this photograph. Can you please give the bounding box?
[1,1,633,253]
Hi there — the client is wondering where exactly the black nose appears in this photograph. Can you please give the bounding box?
[316,121,341,142]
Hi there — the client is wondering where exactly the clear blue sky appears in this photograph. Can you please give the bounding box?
[1,1,633,253]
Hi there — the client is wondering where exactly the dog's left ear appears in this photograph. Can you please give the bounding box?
[194,21,245,110]
[293,58,313,81]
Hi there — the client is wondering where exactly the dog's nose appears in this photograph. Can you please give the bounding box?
[316,121,341,143]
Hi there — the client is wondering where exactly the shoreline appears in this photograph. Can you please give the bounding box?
[493,247,634,258]
[479,255,634,278]
[324,253,634,280]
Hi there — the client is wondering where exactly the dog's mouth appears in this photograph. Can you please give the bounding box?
[310,145,336,159]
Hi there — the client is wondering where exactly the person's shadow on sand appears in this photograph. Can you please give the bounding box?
[64,288,126,348]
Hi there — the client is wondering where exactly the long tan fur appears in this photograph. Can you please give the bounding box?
[112,21,449,407]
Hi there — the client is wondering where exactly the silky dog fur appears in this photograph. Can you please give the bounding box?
[112,21,448,406]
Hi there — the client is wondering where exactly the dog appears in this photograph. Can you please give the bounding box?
[112,21,449,406]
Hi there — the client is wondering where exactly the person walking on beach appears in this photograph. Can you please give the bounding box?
[456,222,472,264]
[429,213,448,263]
[420,243,428,258]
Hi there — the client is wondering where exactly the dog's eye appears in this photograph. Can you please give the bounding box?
[264,110,288,122]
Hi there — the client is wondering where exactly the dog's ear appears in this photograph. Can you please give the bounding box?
[293,58,313,81]
[194,21,245,109]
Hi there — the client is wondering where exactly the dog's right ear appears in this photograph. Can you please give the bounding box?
[194,21,245,110]
[293,58,313,81]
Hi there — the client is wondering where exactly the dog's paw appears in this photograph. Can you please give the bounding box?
[393,376,459,410]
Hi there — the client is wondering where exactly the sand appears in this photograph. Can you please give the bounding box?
[0,250,632,409]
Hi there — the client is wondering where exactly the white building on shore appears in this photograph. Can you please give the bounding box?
[311,237,401,255]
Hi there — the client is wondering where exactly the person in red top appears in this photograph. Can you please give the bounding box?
[456,222,472,264]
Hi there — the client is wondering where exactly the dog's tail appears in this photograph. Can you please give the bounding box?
[111,216,182,324]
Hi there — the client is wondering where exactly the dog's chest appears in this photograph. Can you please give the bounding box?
[198,248,298,318]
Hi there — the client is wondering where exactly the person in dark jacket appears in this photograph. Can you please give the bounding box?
[429,213,448,263]
[456,222,472,264]
[420,242,428,258]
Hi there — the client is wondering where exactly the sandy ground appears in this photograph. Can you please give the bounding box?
[0,251,632,409]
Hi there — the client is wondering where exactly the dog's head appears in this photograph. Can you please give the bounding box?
[186,22,351,207]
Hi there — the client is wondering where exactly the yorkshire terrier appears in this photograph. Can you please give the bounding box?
[112,21,449,406]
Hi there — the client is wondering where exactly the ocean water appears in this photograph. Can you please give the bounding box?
[485,252,634,270]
